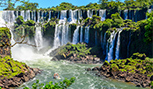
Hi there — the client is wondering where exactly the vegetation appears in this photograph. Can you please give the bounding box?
[24,77,75,89]
[103,53,153,76]
[0,56,28,79]
[58,43,91,58]
[14,16,35,39]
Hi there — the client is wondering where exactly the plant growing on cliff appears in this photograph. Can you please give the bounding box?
[24,77,75,89]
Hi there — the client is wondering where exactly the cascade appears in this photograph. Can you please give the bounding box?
[2,11,15,23]
[99,9,106,21]
[69,9,78,24]
[31,11,33,21]
[0,11,6,27]
[80,26,83,42]
[61,24,69,45]
[48,11,51,21]
[124,10,128,20]
[37,10,40,23]
[115,30,122,59]
[78,9,82,20]
[84,26,90,43]
[41,11,44,23]
[34,11,36,22]
[95,31,97,45]
[87,10,93,18]
[106,31,117,62]
[59,10,67,24]
[21,11,25,21]
[26,10,30,21]
[16,11,18,19]
[72,26,80,44]
[35,26,43,51]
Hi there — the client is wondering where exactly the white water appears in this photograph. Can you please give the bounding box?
[26,10,30,21]
[78,9,82,20]
[99,9,106,21]
[106,31,117,62]
[124,10,128,20]
[37,10,40,23]
[72,26,80,44]
[84,26,90,43]
[59,10,67,24]
[80,26,83,42]
[48,11,51,21]
[35,26,43,51]
[0,11,6,27]
[87,10,93,18]
[115,30,122,59]
[69,9,78,24]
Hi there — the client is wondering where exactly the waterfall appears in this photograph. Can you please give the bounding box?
[99,9,106,21]
[35,26,43,51]
[72,26,80,44]
[0,11,6,27]
[2,11,15,23]
[95,31,98,45]
[124,10,128,20]
[80,26,83,42]
[59,10,67,24]
[48,11,51,21]
[61,24,69,45]
[69,9,78,24]
[26,10,30,21]
[41,11,44,23]
[115,30,122,59]
[16,11,18,19]
[34,11,36,22]
[37,10,40,22]
[106,31,117,62]
[21,11,25,21]
[87,10,93,18]
[84,26,90,43]
[78,9,82,20]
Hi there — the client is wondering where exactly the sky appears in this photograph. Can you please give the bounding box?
[0,0,100,10]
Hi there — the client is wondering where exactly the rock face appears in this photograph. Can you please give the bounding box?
[0,68,41,89]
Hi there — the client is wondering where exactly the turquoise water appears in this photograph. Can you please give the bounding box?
[15,57,147,89]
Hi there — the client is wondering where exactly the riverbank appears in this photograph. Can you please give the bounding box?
[88,53,153,88]
[0,56,41,89]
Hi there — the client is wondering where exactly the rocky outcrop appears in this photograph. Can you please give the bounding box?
[88,53,153,88]
[0,67,41,89]
[50,43,102,64]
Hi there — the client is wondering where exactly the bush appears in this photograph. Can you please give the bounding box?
[24,77,75,89]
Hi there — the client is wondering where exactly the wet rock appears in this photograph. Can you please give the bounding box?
[125,77,131,82]
[86,68,91,71]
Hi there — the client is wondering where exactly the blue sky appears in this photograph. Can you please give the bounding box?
[0,0,100,10]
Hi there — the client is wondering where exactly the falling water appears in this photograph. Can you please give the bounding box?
[41,11,44,23]
[35,26,43,51]
[15,11,18,19]
[72,26,80,44]
[99,9,106,21]
[115,30,122,59]
[26,10,30,21]
[0,11,6,27]
[34,11,36,22]
[69,9,78,24]
[61,24,69,45]
[124,10,128,20]
[20,11,25,21]
[59,10,67,24]
[37,10,40,23]
[78,9,82,20]
[87,10,93,18]
[48,11,51,21]
[80,26,83,42]
[84,26,90,43]
[106,31,117,62]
